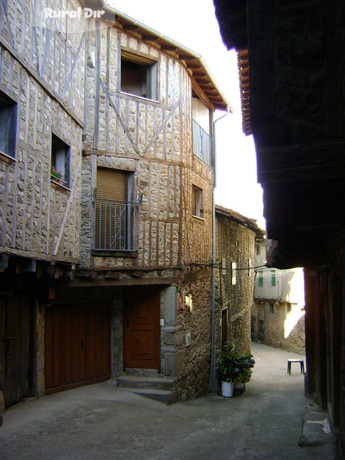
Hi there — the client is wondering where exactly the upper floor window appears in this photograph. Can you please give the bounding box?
[192,185,203,218]
[51,134,70,187]
[94,167,138,252]
[0,91,17,159]
[121,50,158,100]
[232,262,237,285]
[271,270,276,287]
[258,271,264,287]
[192,97,212,166]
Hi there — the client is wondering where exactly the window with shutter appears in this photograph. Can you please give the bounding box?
[94,168,129,250]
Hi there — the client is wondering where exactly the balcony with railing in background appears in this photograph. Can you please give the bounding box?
[193,119,212,167]
[94,199,139,252]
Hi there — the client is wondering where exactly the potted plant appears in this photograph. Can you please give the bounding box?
[216,340,255,397]
[51,166,64,185]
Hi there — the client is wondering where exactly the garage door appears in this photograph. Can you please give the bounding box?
[0,295,33,408]
[45,303,110,394]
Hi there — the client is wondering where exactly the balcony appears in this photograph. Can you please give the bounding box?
[192,119,212,166]
[94,199,139,252]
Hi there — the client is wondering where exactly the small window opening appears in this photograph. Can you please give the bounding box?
[192,185,203,218]
[0,91,17,158]
[121,52,157,100]
[51,134,70,187]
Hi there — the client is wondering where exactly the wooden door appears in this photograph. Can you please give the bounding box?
[0,295,32,408]
[87,303,111,384]
[45,303,110,394]
[124,288,160,370]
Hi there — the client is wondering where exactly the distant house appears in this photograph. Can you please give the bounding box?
[252,240,305,354]
[215,205,265,362]
[0,0,229,408]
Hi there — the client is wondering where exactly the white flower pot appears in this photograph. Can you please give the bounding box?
[221,381,234,398]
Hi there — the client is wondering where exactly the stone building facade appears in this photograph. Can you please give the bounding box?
[214,205,264,360]
[0,0,229,408]
[252,240,305,354]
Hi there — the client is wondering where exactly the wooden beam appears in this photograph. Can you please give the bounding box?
[141,34,160,42]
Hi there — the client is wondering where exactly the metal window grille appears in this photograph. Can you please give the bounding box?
[94,199,139,251]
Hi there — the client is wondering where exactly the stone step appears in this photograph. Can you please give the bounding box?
[120,387,172,404]
[117,374,174,391]
[124,368,159,378]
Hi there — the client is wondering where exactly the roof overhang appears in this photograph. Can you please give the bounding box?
[85,1,231,111]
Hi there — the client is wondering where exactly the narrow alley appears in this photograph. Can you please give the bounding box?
[0,343,335,459]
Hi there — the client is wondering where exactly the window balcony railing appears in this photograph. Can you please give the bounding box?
[192,119,212,166]
[94,199,139,251]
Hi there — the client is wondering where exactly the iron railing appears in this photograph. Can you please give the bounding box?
[192,119,212,166]
[94,199,139,251]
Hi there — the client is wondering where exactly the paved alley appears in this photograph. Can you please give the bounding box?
[0,343,335,459]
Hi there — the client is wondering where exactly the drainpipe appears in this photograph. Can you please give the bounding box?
[210,106,230,392]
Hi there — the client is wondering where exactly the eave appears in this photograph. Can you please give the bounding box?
[86,1,231,112]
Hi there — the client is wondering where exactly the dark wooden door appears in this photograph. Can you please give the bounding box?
[0,295,32,408]
[45,303,110,394]
[124,288,160,370]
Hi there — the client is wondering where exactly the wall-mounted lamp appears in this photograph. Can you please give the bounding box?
[185,294,193,312]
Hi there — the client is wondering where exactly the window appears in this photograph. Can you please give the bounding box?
[232,262,237,285]
[271,270,276,287]
[256,245,260,256]
[51,134,70,187]
[94,168,138,252]
[258,271,263,287]
[192,98,212,166]
[192,185,203,218]
[121,51,157,100]
[0,91,17,158]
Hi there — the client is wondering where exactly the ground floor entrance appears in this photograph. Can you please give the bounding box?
[123,287,161,371]
[45,303,111,394]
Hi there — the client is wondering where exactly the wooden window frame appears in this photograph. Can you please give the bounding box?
[192,185,204,218]
[120,50,158,101]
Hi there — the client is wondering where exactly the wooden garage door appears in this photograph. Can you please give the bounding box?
[45,303,110,394]
[0,295,33,408]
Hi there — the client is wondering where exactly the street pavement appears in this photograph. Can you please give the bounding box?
[0,343,336,459]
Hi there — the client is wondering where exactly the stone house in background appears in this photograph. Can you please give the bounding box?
[251,240,305,354]
[214,205,264,364]
[0,0,230,408]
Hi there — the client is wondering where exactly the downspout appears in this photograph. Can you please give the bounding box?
[210,106,230,392]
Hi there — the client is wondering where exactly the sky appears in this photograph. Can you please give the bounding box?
[109,0,265,229]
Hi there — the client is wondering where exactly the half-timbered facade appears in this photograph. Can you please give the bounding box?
[0,0,229,407]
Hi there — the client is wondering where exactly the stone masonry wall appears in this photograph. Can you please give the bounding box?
[252,300,305,354]
[80,22,191,271]
[215,215,256,355]
[0,0,85,263]
[171,269,212,402]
